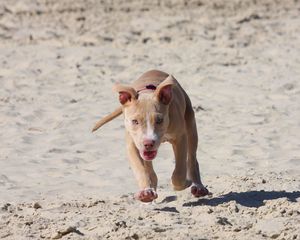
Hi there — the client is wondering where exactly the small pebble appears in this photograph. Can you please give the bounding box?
[207,208,213,214]
[131,233,139,240]
[33,202,42,209]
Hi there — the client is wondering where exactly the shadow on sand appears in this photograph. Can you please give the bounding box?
[183,190,300,208]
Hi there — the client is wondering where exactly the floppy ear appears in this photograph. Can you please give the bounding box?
[113,84,138,105]
[155,75,175,105]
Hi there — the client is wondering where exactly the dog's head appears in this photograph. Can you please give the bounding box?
[114,75,174,161]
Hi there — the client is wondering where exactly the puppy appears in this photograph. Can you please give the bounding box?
[93,70,208,202]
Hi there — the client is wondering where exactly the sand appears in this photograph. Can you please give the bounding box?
[0,0,299,239]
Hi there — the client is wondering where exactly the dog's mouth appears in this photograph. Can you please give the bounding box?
[142,150,157,161]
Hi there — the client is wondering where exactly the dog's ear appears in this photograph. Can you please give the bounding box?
[155,75,175,105]
[113,84,138,105]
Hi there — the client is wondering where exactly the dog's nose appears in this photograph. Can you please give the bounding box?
[143,139,155,149]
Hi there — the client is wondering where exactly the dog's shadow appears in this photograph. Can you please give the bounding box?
[182,190,300,208]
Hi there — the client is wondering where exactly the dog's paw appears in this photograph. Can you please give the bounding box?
[135,188,158,202]
[191,184,209,198]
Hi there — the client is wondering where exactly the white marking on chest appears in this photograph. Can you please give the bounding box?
[162,133,174,143]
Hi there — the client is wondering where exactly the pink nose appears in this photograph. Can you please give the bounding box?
[143,139,155,149]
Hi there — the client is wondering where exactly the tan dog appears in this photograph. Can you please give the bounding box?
[92,70,208,202]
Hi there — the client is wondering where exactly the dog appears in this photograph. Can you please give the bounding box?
[92,70,209,202]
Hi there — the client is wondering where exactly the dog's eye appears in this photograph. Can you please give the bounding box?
[132,119,139,125]
[156,117,163,124]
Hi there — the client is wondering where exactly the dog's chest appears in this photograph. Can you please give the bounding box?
[162,133,175,143]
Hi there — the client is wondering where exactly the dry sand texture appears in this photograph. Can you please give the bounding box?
[0,0,300,239]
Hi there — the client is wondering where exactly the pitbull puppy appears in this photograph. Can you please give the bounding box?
[93,70,209,202]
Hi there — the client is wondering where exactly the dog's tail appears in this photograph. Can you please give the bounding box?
[92,106,122,132]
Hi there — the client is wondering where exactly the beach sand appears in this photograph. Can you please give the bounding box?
[0,0,299,239]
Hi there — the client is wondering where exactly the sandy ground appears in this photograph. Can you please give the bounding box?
[0,0,300,239]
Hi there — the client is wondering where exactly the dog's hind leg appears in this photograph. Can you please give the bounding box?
[171,134,192,191]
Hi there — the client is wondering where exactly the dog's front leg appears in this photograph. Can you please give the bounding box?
[171,134,192,191]
[126,132,158,202]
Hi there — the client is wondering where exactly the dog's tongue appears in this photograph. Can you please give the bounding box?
[143,150,157,161]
